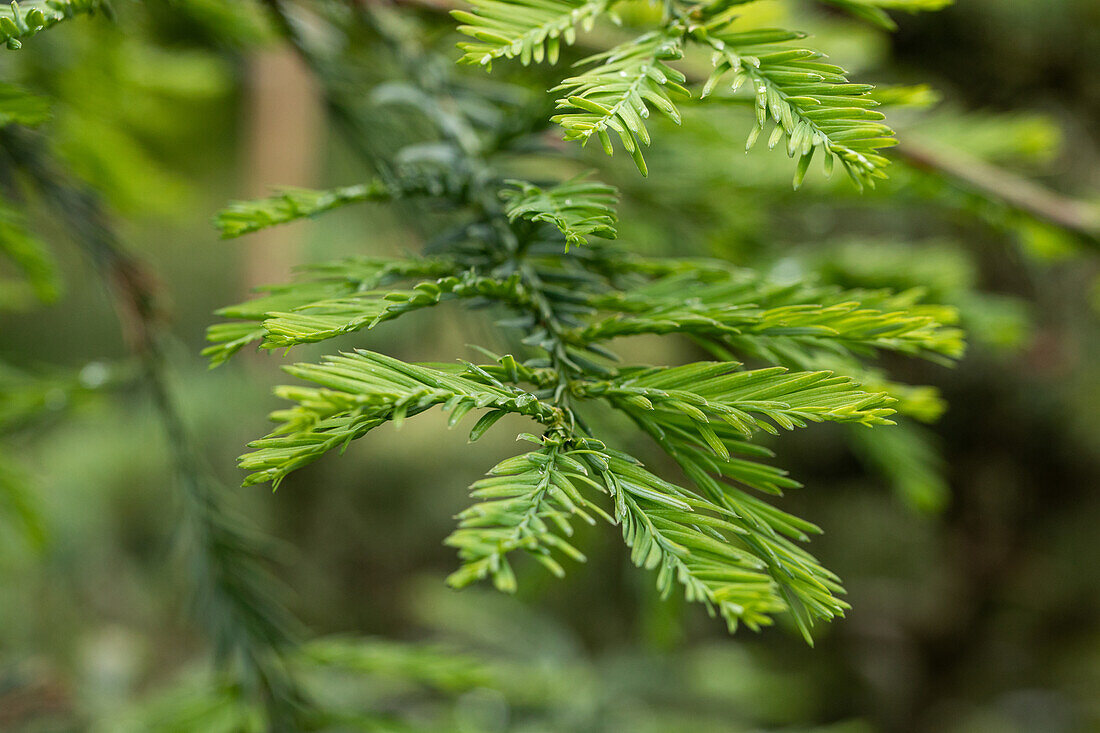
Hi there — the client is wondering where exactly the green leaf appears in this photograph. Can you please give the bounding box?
[0,0,107,50]
[213,181,394,238]
[204,257,457,365]
[259,271,528,349]
[584,447,846,636]
[446,440,608,591]
[238,351,562,487]
[454,0,611,68]
[577,264,965,362]
[598,361,897,434]
[502,175,619,248]
[551,31,690,176]
[697,21,895,187]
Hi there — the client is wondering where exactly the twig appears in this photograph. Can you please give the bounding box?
[0,127,307,731]
[894,138,1100,245]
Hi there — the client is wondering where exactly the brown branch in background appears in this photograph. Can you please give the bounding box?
[376,0,1100,247]
[0,129,162,351]
[894,139,1100,244]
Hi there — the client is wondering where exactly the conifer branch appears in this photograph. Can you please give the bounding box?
[502,175,618,247]
[238,350,565,487]
[214,0,970,647]
[579,265,965,361]
[425,0,1095,209]
[453,0,611,68]
[696,21,895,188]
[611,421,847,643]
[204,256,458,365]
[445,436,609,591]
[552,30,690,176]
[591,362,897,438]
[578,445,843,638]
[258,271,530,348]
[0,0,108,50]
[214,181,395,239]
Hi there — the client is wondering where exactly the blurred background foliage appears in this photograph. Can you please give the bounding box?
[0,0,1098,731]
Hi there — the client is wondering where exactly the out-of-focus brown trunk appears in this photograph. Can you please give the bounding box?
[241,48,324,292]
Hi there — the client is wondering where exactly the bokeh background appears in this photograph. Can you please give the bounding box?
[1,1,1098,731]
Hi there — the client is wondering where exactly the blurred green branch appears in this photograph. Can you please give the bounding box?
[0,127,308,729]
